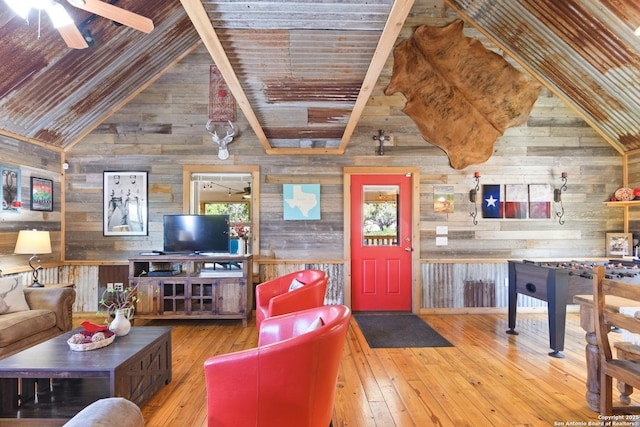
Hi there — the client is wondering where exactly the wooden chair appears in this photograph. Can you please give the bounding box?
[593,264,640,414]
[615,343,640,404]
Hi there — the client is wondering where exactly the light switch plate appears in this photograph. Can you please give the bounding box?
[436,226,448,235]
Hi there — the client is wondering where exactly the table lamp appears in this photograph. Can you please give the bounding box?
[14,230,52,287]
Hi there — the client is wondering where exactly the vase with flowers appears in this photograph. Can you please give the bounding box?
[230,222,252,255]
[98,282,139,336]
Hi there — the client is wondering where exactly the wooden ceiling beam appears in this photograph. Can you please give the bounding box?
[181,0,412,156]
[336,0,415,154]
[179,0,271,152]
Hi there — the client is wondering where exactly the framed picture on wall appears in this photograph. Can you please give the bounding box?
[30,177,53,211]
[433,185,454,213]
[103,171,148,236]
[1,166,21,213]
[605,232,633,257]
[283,184,320,220]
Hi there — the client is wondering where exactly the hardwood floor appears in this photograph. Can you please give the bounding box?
[77,311,637,426]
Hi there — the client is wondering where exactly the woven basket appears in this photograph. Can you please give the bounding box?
[67,331,115,352]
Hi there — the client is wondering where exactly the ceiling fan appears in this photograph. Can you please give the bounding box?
[3,0,154,49]
[232,183,252,199]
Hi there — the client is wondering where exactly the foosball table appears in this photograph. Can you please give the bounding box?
[507,259,640,357]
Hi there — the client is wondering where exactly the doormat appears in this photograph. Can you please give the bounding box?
[354,313,453,348]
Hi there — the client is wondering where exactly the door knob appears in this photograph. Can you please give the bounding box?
[404,247,413,252]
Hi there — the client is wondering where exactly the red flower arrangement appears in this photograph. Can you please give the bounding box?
[230,222,252,239]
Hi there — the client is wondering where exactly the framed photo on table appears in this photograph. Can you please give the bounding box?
[605,232,633,257]
[30,177,53,211]
[103,171,148,236]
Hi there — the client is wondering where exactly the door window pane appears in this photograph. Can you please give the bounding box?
[363,185,399,246]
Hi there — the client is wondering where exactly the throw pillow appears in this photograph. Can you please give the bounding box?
[0,277,30,314]
[288,278,305,292]
[304,316,325,333]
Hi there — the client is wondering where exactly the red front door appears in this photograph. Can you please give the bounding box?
[351,174,413,311]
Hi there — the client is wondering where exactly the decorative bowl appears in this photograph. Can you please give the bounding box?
[67,330,115,352]
[615,187,635,201]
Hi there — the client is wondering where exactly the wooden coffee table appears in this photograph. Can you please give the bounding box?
[0,326,172,422]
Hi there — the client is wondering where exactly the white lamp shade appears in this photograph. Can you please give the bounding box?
[14,230,52,255]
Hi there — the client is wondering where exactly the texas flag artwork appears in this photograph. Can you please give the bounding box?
[482,185,503,218]
[504,184,527,219]
[528,184,551,219]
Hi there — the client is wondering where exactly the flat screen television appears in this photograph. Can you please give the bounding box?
[163,214,230,254]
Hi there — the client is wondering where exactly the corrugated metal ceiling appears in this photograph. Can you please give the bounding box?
[197,0,396,150]
[446,0,640,154]
[0,0,199,149]
[0,0,639,156]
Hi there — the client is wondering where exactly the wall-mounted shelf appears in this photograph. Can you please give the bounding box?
[604,201,640,207]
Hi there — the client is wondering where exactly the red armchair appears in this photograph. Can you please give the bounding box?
[255,269,328,328]
[204,305,351,427]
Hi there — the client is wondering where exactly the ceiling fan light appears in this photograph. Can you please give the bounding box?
[81,28,94,46]
[46,2,74,28]
[31,0,52,9]
[4,0,31,20]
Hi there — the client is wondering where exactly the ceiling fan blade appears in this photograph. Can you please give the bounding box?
[57,23,90,49]
[67,0,154,33]
[234,185,251,195]
[43,3,88,49]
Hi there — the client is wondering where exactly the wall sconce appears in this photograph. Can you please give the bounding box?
[373,129,391,155]
[554,172,568,225]
[470,171,480,225]
[14,230,52,287]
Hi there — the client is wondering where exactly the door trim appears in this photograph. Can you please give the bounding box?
[343,167,421,313]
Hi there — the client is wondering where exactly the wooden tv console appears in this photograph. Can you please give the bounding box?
[129,254,253,327]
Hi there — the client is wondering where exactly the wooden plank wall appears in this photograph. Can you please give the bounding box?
[61,40,623,263]
[0,1,628,310]
[0,136,63,274]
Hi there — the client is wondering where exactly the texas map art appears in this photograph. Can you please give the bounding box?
[283,184,320,220]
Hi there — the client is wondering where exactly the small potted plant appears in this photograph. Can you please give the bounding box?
[97,282,139,336]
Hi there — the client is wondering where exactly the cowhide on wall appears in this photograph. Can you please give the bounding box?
[384,20,541,169]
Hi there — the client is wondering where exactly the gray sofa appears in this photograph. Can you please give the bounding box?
[64,398,145,427]
[0,286,76,359]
